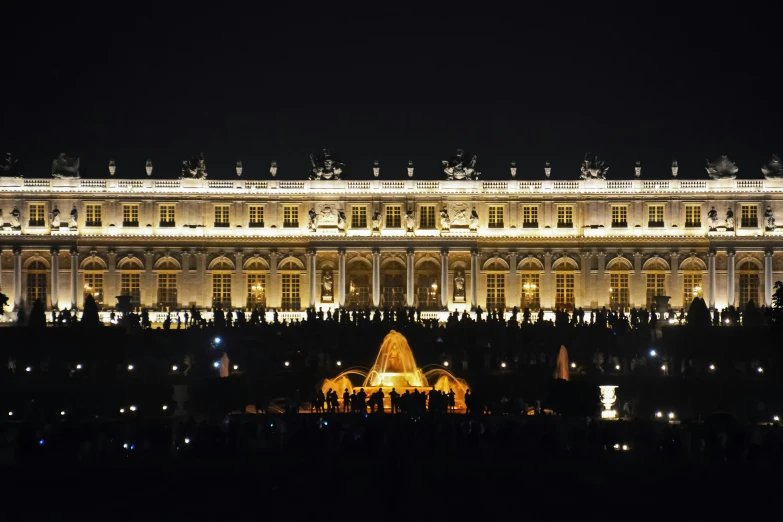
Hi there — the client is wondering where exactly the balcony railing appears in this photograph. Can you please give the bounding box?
[648,221,665,228]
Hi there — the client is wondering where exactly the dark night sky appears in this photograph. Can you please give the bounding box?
[2,2,782,180]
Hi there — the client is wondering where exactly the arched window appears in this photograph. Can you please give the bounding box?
[82,257,107,306]
[607,257,631,311]
[118,257,143,309]
[209,257,234,309]
[346,257,372,309]
[415,259,440,311]
[553,257,578,312]
[279,258,301,310]
[680,257,705,309]
[155,257,180,311]
[381,259,406,308]
[244,257,268,309]
[644,258,668,308]
[738,259,760,309]
[483,258,508,311]
[26,259,48,307]
[519,257,542,310]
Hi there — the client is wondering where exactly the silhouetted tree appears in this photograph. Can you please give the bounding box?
[772,281,783,326]
[81,294,101,327]
[0,291,8,315]
[28,298,46,329]
[686,297,711,328]
[743,299,762,327]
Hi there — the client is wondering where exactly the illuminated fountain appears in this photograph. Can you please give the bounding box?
[321,330,469,409]
[553,345,569,381]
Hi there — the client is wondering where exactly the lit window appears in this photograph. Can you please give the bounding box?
[212,274,232,308]
[685,205,701,227]
[610,272,630,310]
[157,273,178,310]
[121,273,141,307]
[123,204,140,226]
[739,260,760,309]
[248,206,264,228]
[83,272,104,306]
[486,273,505,310]
[419,205,436,229]
[740,204,758,228]
[29,204,45,227]
[611,205,628,227]
[646,273,665,308]
[26,260,47,305]
[283,206,299,227]
[557,206,573,228]
[682,272,702,308]
[247,274,266,308]
[555,273,574,311]
[488,206,504,228]
[281,274,300,310]
[351,206,367,228]
[159,205,176,227]
[214,205,230,227]
[385,205,401,228]
[522,206,539,227]
[382,272,405,307]
[85,204,102,227]
[648,205,664,227]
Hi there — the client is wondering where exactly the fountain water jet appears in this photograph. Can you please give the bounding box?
[554,345,569,381]
[320,330,469,409]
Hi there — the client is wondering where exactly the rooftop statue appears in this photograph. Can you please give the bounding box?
[0,153,23,178]
[309,149,344,180]
[442,149,479,180]
[705,155,738,180]
[51,153,80,179]
[181,153,208,180]
[580,153,608,180]
[762,154,783,179]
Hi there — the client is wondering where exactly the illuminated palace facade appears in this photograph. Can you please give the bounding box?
[1,175,781,322]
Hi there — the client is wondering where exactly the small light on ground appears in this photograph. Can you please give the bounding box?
[622,444,629,451]
[668,412,675,420]
[443,361,449,367]
[129,405,137,412]
[172,365,178,371]
[661,364,667,371]
[123,443,128,449]
[7,411,13,416]
[501,362,507,368]
[709,364,715,371]
[162,405,168,411]
[336,361,342,367]
[184,437,190,444]
[25,367,31,372]
[213,361,220,368]
[233,365,238,370]
[773,415,780,422]
[214,337,221,345]
[655,411,662,418]
[570,362,576,369]
[60,411,65,416]
[649,350,657,357]
[119,408,125,414]
[613,443,619,449]
[127,364,134,371]
[615,365,621,370]
[284,361,290,367]
[757,367,764,374]
[76,364,82,370]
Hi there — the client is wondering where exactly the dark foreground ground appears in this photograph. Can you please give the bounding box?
[4,453,777,521]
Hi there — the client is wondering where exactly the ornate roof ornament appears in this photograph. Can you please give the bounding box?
[761,154,783,179]
[671,159,679,178]
[442,149,479,180]
[580,153,608,180]
[51,153,80,179]
[269,160,278,177]
[0,152,23,178]
[108,159,116,176]
[309,149,344,180]
[181,153,207,180]
[145,159,153,177]
[705,155,738,180]
[236,160,243,177]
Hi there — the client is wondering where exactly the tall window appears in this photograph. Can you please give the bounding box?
[522,206,539,227]
[419,205,436,228]
[29,204,45,227]
[382,272,405,307]
[121,273,141,308]
[85,204,102,227]
[83,272,104,306]
[609,273,630,310]
[157,273,178,310]
[351,206,367,228]
[682,272,703,308]
[385,205,401,228]
[611,205,628,227]
[283,205,299,227]
[281,274,300,310]
[415,274,440,310]
[740,204,758,228]
[159,204,176,227]
[123,204,140,226]
[486,273,505,310]
[685,205,701,227]
[247,273,266,308]
[648,205,664,227]
[212,274,232,308]
[248,206,264,227]
[557,206,573,228]
[214,205,230,227]
[646,273,666,308]
[519,258,541,310]
[488,206,504,228]
[739,261,760,308]
[26,260,47,306]
[348,275,371,308]
[555,273,575,311]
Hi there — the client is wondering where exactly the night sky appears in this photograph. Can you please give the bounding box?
[3,2,782,180]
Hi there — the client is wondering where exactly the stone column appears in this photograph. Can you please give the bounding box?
[306,249,317,308]
[669,251,680,308]
[179,250,190,307]
[268,251,280,308]
[70,248,79,310]
[726,249,736,308]
[195,251,208,309]
[107,249,117,308]
[470,249,479,309]
[144,250,155,309]
[406,248,415,308]
[765,249,774,306]
[233,250,244,309]
[507,251,519,310]
[372,249,381,308]
[708,250,716,310]
[13,247,22,309]
[543,251,553,310]
[50,247,59,310]
[595,252,606,308]
[337,248,346,307]
[440,249,449,309]
[577,251,590,309]
[633,251,643,308]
